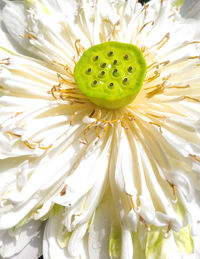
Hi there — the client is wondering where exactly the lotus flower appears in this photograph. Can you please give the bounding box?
[0,0,200,258]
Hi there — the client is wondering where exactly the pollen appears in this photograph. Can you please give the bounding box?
[74,42,147,109]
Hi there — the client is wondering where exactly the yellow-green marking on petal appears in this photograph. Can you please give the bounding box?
[74,42,147,109]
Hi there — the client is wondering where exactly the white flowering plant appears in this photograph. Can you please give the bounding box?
[0,0,200,258]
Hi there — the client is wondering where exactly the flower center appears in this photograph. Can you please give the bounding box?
[74,42,147,109]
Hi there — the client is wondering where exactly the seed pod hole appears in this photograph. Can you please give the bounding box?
[101,63,107,68]
[124,54,129,60]
[113,69,120,77]
[108,82,114,89]
[128,66,134,73]
[123,78,128,85]
[86,68,92,74]
[108,51,114,57]
[92,80,98,87]
[93,56,99,61]
[99,71,106,78]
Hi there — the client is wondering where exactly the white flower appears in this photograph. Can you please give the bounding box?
[1,0,200,258]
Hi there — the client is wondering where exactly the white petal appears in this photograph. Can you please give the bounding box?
[43,214,70,259]
[43,212,88,259]
[0,220,42,258]
[88,194,113,259]
[7,224,43,259]
[0,1,26,53]
[121,227,133,259]
[181,0,200,19]
[2,1,28,49]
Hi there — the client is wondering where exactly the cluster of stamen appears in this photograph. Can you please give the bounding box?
[82,109,135,144]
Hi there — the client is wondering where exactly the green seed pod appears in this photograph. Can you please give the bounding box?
[74,41,147,109]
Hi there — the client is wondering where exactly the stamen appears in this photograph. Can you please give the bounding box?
[150,33,170,50]
[50,81,89,104]
[167,180,177,199]
[7,131,21,138]
[148,60,170,71]
[57,73,76,86]
[188,56,200,60]
[73,56,77,65]
[70,112,78,126]
[102,18,113,26]
[189,154,200,162]
[145,71,161,83]
[60,185,67,196]
[50,85,59,99]
[124,112,136,121]
[97,110,102,121]
[75,39,86,57]
[147,61,158,69]
[89,109,96,118]
[99,124,110,139]
[113,21,120,37]
[146,113,166,119]
[24,140,35,150]
[39,144,53,150]
[23,32,38,40]
[139,216,149,229]
[0,58,10,65]
[52,60,73,77]
[128,195,135,209]
[146,84,165,98]
[120,120,128,129]
[140,3,149,17]
[95,126,100,139]
[168,84,190,89]
[149,121,162,129]
[184,96,200,102]
[102,19,120,38]
[184,41,200,46]
[139,21,154,33]
[140,46,147,53]
[14,112,23,117]
[166,222,172,236]
[84,121,96,144]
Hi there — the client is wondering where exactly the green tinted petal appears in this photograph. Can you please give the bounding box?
[40,203,62,221]
[174,0,185,7]
[174,201,186,222]
[25,0,50,14]
[146,225,193,259]
[52,203,62,217]
[132,231,146,259]
[13,210,33,231]
[146,229,166,259]
[57,230,72,249]
[109,221,122,258]
[174,225,194,254]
